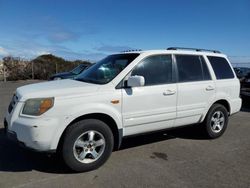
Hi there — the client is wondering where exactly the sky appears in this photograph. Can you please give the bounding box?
[0,0,250,63]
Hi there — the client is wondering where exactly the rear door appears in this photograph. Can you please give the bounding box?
[174,54,215,126]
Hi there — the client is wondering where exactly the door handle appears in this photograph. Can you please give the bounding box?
[163,90,176,96]
[206,85,214,91]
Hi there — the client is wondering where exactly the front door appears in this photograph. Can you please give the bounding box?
[121,54,177,136]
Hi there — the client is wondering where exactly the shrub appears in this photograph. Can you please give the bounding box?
[2,54,92,81]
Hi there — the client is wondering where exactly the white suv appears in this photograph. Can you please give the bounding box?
[4,47,242,172]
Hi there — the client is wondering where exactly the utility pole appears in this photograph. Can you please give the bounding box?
[3,64,6,82]
[56,62,58,73]
[31,61,34,79]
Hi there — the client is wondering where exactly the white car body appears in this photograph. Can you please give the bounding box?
[4,49,242,152]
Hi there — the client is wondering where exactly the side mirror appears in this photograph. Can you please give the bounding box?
[127,75,145,87]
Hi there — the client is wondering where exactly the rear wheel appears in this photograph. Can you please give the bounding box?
[62,119,114,172]
[203,104,229,138]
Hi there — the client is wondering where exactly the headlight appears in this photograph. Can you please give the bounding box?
[22,98,54,116]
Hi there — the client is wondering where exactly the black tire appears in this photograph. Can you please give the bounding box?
[62,119,114,172]
[203,104,229,139]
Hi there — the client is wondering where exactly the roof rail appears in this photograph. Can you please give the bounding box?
[167,47,221,53]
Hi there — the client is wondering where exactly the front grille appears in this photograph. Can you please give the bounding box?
[8,94,18,114]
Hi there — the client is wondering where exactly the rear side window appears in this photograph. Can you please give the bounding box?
[207,56,234,79]
[176,55,211,82]
[131,55,172,86]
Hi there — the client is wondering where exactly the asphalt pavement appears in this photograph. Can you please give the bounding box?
[0,81,250,188]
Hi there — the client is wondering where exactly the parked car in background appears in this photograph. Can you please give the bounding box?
[49,64,90,80]
[240,72,250,99]
[234,67,250,79]
[233,67,250,99]
[5,48,242,172]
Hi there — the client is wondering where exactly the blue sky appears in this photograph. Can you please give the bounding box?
[0,0,250,62]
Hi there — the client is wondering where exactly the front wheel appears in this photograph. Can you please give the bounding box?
[62,119,114,172]
[203,104,229,139]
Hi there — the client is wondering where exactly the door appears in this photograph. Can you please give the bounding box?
[174,55,215,126]
[122,55,177,136]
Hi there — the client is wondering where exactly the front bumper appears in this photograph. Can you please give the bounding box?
[4,118,56,153]
[4,101,61,152]
[4,119,18,142]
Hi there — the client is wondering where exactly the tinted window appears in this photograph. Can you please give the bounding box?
[176,55,204,82]
[131,55,172,86]
[208,56,234,79]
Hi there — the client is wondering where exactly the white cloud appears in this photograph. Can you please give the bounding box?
[34,51,51,56]
[48,31,80,43]
[0,46,9,56]
[96,44,133,52]
[0,40,105,61]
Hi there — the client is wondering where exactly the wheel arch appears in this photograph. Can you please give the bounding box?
[213,99,231,114]
[57,113,122,153]
[201,99,231,122]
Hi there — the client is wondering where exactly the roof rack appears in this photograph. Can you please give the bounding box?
[122,49,142,53]
[167,47,221,53]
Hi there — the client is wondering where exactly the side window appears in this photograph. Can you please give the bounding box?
[176,55,204,82]
[131,55,173,86]
[207,56,235,79]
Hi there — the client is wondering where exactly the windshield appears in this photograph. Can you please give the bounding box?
[71,64,88,74]
[75,53,139,84]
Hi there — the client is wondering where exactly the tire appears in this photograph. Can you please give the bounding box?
[203,104,229,139]
[62,119,114,172]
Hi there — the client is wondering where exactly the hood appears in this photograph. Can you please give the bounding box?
[50,72,75,78]
[16,79,99,101]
